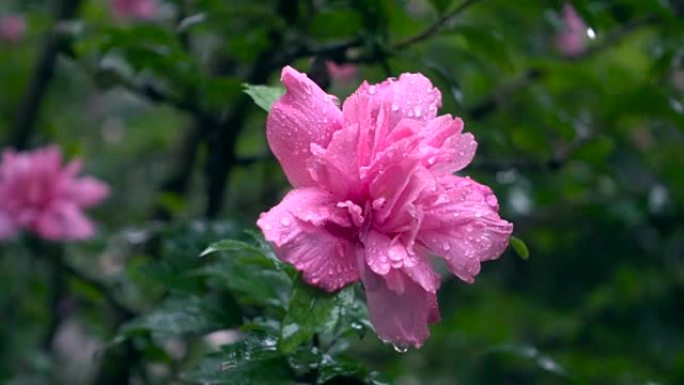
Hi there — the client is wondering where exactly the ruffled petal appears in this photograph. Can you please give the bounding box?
[418,175,513,283]
[257,187,359,292]
[418,115,477,173]
[369,160,435,233]
[358,255,439,348]
[308,123,360,199]
[267,66,343,187]
[402,256,440,294]
[343,73,442,132]
[34,203,96,241]
[363,230,419,275]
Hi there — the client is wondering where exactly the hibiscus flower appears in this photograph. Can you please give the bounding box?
[258,66,513,348]
[0,146,109,241]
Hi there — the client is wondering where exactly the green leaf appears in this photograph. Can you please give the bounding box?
[243,84,285,112]
[318,354,367,384]
[278,280,355,353]
[200,239,258,257]
[183,333,293,385]
[510,236,530,260]
[120,295,240,338]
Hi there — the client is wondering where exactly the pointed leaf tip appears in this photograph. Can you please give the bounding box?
[243,84,285,112]
[511,236,530,260]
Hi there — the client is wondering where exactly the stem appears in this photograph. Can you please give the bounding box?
[42,244,66,352]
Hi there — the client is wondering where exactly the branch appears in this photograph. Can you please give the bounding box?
[392,0,484,50]
[9,0,83,149]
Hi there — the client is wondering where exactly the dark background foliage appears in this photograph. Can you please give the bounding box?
[1,0,683,384]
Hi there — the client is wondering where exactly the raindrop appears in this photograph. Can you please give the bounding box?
[391,103,400,112]
[393,344,408,353]
[586,28,597,40]
[351,322,363,331]
[368,85,377,95]
[280,217,292,226]
[413,106,422,117]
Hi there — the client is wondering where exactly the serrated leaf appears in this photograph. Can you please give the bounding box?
[511,236,530,260]
[243,84,285,112]
[278,281,355,353]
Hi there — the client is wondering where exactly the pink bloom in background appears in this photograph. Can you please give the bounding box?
[556,2,587,57]
[0,14,26,44]
[326,61,359,84]
[110,0,158,20]
[0,146,110,241]
[257,66,513,348]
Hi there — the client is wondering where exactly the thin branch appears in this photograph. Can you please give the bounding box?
[392,0,484,50]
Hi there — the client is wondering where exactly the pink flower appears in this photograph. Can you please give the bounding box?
[0,146,110,241]
[0,14,26,44]
[257,66,513,348]
[110,0,158,20]
[556,2,587,57]
[326,61,359,84]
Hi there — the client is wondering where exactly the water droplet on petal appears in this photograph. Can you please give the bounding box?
[280,217,292,226]
[414,106,422,117]
[391,103,399,112]
[393,344,408,353]
[368,85,376,95]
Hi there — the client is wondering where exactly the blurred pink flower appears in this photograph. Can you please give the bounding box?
[0,146,110,241]
[556,2,587,57]
[110,0,158,20]
[0,14,26,44]
[326,61,359,83]
[257,66,513,348]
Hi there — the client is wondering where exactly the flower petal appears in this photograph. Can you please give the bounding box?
[358,256,439,348]
[418,115,477,173]
[308,123,360,199]
[267,66,343,187]
[65,177,111,207]
[257,187,359,292]
[418,175,513,283]
[343,73,442,132]
[0,210,18,239]
[34,204,96,241]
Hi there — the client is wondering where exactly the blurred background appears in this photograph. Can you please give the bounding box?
[1,0,683,384]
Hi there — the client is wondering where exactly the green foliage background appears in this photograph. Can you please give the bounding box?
[1,0,683,384]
